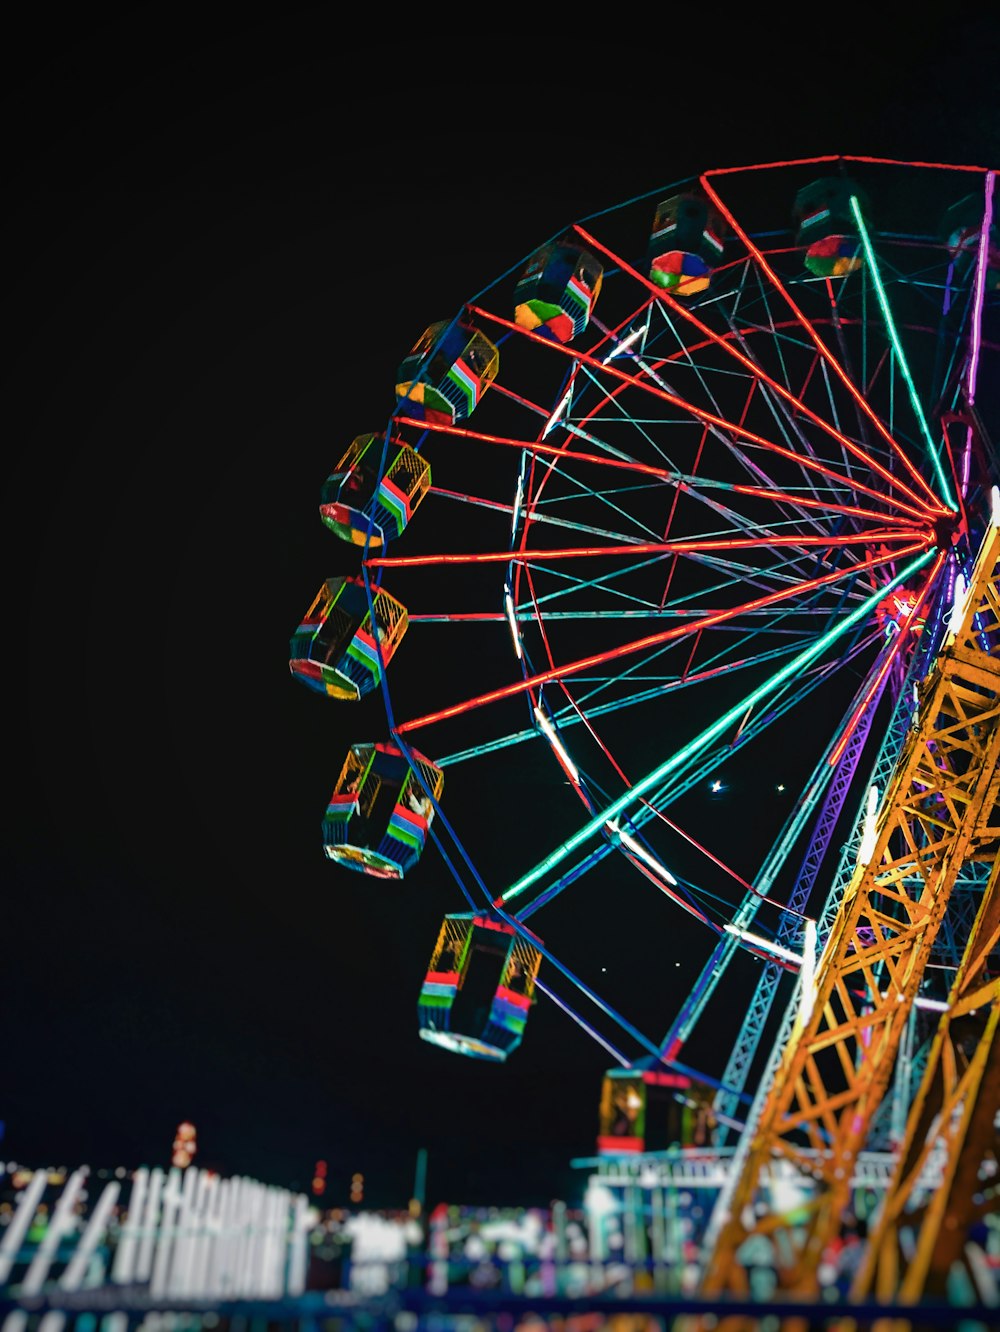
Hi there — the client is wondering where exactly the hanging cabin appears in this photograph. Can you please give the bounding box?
[513,241,604,343]
[647,193,725,298]
[792,176,870,278]
[319,432,432,548]
[597,1064,717,1155]
[321,742,444,879]
[395,319,499,427]
[418,913,543,1061]
[288,575,407,700]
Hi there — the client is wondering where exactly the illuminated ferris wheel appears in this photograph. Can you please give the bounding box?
[289,155,998,1130]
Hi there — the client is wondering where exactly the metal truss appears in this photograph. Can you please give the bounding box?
[696,520,1000,1301]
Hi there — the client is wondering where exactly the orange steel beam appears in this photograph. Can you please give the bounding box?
[696,521,1000,1307]
[847,854,999,1311]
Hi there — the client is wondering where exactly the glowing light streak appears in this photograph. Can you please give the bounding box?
[723,924,802,967]
[860,989,953,1015]
[797,918,818,1027]
[534,705,579,783]
[849,194,957,513]
[991,485,1000,528]
[504,584,522,660]
[499,548,935,903]
[605,819,678,884]
[857,784,879,867]
[601,323,648,363]
[542,384,574,439]
[396,540,929,735]
[946,570,970,636]
[511,464,525,536]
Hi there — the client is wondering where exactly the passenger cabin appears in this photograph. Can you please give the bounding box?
[647,193,725,298]
[319,433,431,548]
[597,1065,716,1155]
[395,320,500,426]
[792,177,870,278]
[322,742,443,879]
[513,241,604,343]
[288,575,407,700]
[418,913,543,1061]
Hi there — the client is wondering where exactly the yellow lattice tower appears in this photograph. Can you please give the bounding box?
[847,856,999,1314]
[696,519,1000,1312]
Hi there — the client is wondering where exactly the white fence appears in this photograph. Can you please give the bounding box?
[0,1163,312,1318]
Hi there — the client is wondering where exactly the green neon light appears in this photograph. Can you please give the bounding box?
[501,546,936,904]
[848,195,957,514]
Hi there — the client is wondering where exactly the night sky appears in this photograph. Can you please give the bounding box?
[5,14,999,1212]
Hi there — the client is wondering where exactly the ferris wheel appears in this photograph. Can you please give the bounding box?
[290,155,998,1133]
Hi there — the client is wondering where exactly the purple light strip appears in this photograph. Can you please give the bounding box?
[968,170,995,408]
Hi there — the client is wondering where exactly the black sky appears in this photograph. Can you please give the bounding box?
[4,12,999,1211]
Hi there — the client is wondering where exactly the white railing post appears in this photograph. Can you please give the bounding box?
[20,1168,88,1297]
[0,1168,49,1287]
[111,1168,147,1286]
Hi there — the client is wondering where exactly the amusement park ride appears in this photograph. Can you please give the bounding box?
[290,156,1000,1309]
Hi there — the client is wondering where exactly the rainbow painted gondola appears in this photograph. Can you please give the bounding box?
[395,320,499,426]
[596,1065,704,1156]
[319,433,431,549]
[322,742,443,879]
[418,913,542,1061]
[793,176,869,277]
[648,192,725,297]
[288,576,407,700]
[513,241,604,343]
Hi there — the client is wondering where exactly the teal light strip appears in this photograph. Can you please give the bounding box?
[849,195,957,513]
[501,546,936,904]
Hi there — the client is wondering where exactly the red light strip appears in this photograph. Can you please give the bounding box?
[395,414,682,482]
[702,154,991,178]
[407,419,925,532]
[728,484,917,527]
[394,539,929,735]
[368,530,925,569]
